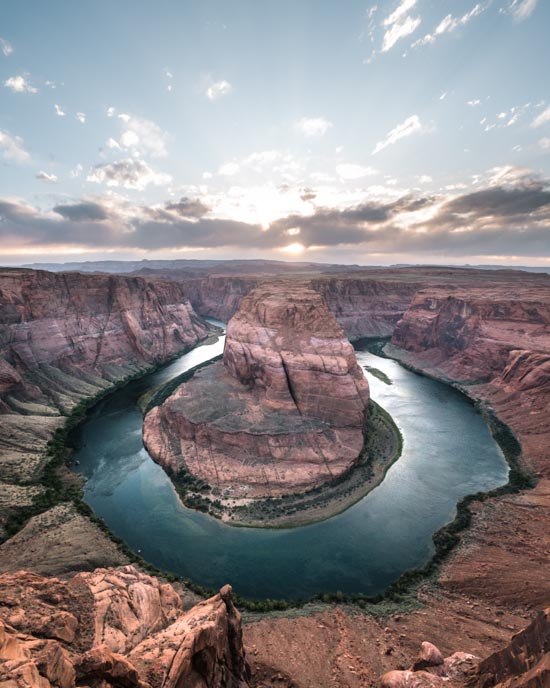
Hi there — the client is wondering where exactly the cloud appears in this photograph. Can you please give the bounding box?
[295,117,333,137]
[0,38,13,56]
[70,163,84,178]
[413,3,487,48]
[218,162,240,176]
[1,169,549,260]
[108,114,168,157]
[505,0,538,21]
[531,106,550,128]
[539,138,550,151]
[300,188,316,202]
[383,0,417,27]
[382,15,421,51]
[76,112,86,124]
[4,75,37,93]
[467,99,481,106]
[336,163,377,180]
[53,201,110,221]
[86,158,172,190]
[54,104,66,117]
[164,197,210,217]
[206,80,232,100]
[35,171,58,183]
[372,115,423,154]
[380,0,421,52]
[164,68,173,92]
[0,130,30,162]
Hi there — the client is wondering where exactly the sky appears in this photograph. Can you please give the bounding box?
[1,0,549,267]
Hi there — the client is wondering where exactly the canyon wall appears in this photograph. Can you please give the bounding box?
[386,281,550,613]
[0,268,212,539]
[389,285,550,474]
[160,267,538,341]
[174,273,421,338]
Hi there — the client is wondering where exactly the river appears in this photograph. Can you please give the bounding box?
[72,322,509,600]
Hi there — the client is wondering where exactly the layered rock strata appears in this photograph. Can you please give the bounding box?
[0,565,250,688]
[144,285,369,497]
[0,268,212,540]
[387,283,550,612]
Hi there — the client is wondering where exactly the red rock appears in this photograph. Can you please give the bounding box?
[379,669,445,687]
[412,642,444,671]
[129,584,250,688]
[473,608,550,688]
[0,567,250,688]
[73,566,183,654]
[74,644,147,688]
[144,284,369,497]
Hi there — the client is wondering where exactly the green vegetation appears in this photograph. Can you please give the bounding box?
[364,366,392,385]
[4,336,537,617]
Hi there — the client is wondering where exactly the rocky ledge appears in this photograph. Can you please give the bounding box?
[0,565,250,688]
[144,284,370,500]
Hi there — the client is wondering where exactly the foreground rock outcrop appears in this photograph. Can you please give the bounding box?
[377,609,550,688]
[0,565,250,687]
[144,284,369,498]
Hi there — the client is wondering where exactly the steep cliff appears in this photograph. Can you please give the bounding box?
[175,273,420,339]
[0,268,212,540]
[387,282,550,613]
[144,285,369,499]
[0,565,250,688]
[474,608,550,688]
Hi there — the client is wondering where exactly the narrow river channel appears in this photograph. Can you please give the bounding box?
[73,321,509,600]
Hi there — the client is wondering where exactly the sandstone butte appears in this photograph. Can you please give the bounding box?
[143,284,370,498]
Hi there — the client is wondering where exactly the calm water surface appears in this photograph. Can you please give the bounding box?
[73,323,508,600]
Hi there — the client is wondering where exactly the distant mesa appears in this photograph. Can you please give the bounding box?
[143,284,370,498]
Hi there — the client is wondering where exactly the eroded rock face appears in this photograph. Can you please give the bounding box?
[0,268,213,540]
[0,566,250,688]
[388,283,550,613]
[473,608,550,688]
[144,285,369,497]
[223,286,369,425]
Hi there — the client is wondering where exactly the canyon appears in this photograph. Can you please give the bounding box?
[0,261,548,687]
[143,284,370,502]
[0,268,212,542]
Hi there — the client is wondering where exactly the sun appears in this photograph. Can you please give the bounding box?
[281,242,305,254]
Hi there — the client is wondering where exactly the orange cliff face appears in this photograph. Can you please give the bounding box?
[0,268,213,538]
[385,282,550,613]
[143,284,370,498]
[389,284,550,474]
[0,268,211,405]
[0,565,250,688]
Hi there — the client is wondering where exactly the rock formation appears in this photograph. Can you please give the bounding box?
[387,281,550,613]
[378,610,549,688]
[0,565,250,688]
[474,607,550,688]
[0,267,213,544]
[144,284,369,497]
